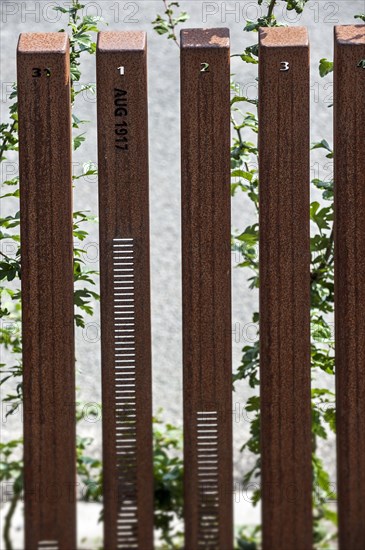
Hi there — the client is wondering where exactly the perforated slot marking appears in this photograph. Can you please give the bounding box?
[197,411,220,549]
[113,238,138,549]
[38,542,59,550]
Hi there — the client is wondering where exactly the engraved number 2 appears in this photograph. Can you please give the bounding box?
[200,62,210,73]
[280,61,290,72]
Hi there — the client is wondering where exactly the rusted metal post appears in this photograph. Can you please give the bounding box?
[258,27,312,550]
[334,24,365,550]
[17,33,76,550]
[181,28,232,550]
[96,31,153,550]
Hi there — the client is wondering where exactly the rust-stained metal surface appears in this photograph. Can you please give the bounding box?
[181,28,233,550]
[334,24,365,550]
[258,27,312,550]
[96,31,153,549]
[17,33,76,550]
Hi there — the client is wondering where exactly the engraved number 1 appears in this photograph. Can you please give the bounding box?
[118,66,125,75]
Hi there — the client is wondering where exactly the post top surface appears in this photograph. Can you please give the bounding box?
[181,28,229,49]
[259,26,308,47]
[18,32,69,54]
[335,25,365,45]
[97,31,146,52]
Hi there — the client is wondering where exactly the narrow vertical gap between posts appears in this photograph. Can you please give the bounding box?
[96,31,153,550]
[258,27,312,550]
[17,33,76,550]
[334,24,365,550]
[180,28,233,550]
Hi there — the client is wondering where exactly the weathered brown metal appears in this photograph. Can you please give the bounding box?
[17,33,76,550]
[258,27,312,550]
[181,28,233,550]
[96,31,153,549]
[334,24,365,550]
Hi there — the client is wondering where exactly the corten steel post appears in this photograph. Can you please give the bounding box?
[334,25,365,550]
[96,32,153,549]
[258,27,312,550]
[17,33,76,550]
[181,28,233,549]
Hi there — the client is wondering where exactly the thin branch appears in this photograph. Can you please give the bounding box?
[267,0,276,18]
[163,0,180,48]
[3,491,20,550]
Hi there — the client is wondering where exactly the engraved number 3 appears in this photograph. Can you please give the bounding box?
[280,61,290,72]
[32,68,51,77]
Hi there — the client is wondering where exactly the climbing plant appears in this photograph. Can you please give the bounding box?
[0,3,102,548]
[2,1,358,548]
[151,0,355,547]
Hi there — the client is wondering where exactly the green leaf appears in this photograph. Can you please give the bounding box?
[285,0,308,13]
[311,139,333,157]
[73,133,86,151]
[319,58,333,78]
[53,6,68,13]
[237,53,258,65]
[236,225,259,246]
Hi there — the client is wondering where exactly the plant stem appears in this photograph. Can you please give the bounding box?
[3,491,20,550]
[267,0,276,18]
[72,0,78,24]
[163,0,180,48]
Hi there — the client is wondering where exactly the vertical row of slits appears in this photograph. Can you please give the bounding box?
[197,411,220,549]
[113,238,138,549]
[38,542,59,550]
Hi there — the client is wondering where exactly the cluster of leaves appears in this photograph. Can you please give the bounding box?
[75,403,103,503]
[152,1,189,47]
[231,2,337,546]
[0,439,23,550]
[55,1,102,101]
[75,409,185,549]
[153,416,184,548]
[0,84,21,421]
